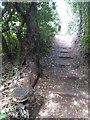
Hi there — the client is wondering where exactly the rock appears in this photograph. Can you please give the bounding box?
[12,87,33,102]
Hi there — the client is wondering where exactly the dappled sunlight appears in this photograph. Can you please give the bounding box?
[38,90,88,118]
[67,97,88,117]
[39,92,67,118]
[79,91,89,99]
[40,100,59,113]
[68,69,86,79]
[66,66,87,80]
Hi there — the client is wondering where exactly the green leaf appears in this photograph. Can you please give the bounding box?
[0,77,4,81]
[0,113,8,120]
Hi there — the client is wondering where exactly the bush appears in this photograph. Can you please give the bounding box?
[80,34,90,55]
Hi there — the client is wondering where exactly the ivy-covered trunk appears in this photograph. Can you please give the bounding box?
[88,2,90,35]
[28,2,42,87]
[87,2,90,65]
[19,2,42,87]
[2,35,11,58]
[78,2,83,38]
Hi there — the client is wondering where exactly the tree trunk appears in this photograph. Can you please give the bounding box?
[29,2,42,88]
[88,2,90,35]
[78,2,83,38]
[2,35,11,58]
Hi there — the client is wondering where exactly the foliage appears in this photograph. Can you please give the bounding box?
[80,34,90,54]
[68,21,76,33]
[0,45,2,53]
[0,113,8,120]
[34,2,57,54]
[79,3,90,57]
[70,1,90,58]
[2,64,19,79]
[0,77,4,82]
[71,2,78,13]
[0,2,58,84]
[1,2,57,61]
[9,66,19,75]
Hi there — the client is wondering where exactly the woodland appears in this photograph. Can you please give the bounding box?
[0,1,90,120]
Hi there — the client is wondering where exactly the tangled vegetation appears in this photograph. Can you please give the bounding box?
[1,2,60,80]
[68,1,90,60]
[1,2,58,63]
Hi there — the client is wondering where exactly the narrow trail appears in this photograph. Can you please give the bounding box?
[34,33,88,118]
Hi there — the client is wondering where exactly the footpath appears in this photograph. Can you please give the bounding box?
[34,33,89,118]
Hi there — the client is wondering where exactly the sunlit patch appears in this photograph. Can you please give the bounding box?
[19,78,24,82]
[39,99,60,117]
[82,109,88,115]
[39,110,48,117]
[38,91,69,117]
[14,80,17,84]
[10,88,14,92]
[0,2,4,9]
[49,93,54,98]
[79,91,88,99]
[37,86,40,88]
[68,97,88,117]
[82,92,86,95]
[73,101,79,106]
[0,85,4,91]
[55,0,73,34]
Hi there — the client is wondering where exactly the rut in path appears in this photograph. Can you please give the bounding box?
[34,34,88,118]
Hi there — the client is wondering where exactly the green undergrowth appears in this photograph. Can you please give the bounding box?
[80,34,90,56]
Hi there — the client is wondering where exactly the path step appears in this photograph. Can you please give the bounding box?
[64,75,79,79]
[47,70,80,79]
[54,74,79,79]
[45,90,89,100]
[60,47,72,49]
[58,56,73,59]
[60,48,72,51]
[55,48,72,53]
[55,63,79,67]
[59,49,72,53]
[54,58,79,67]
[58,53,74,58]
[57,54,74,59]
[52,53,74,59]
[60,51,70,53]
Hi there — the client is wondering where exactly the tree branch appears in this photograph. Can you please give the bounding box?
[2,10,14,33]
[2,34,12,58]
[26,2,37,16]
[14,3,27,22]
[2,2,8,17]
[2,27,10,33]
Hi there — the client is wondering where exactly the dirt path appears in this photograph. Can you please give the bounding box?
[34,33,89,118]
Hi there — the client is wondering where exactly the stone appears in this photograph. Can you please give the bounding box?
[12,87,33,102]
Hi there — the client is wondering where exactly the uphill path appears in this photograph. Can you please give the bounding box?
[34,33,89,118]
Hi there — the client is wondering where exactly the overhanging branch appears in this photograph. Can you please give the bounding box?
[2,27,10,33]
[2,2,8,17]
[26,2,36,16]
[14,3,27,22]
[2,10,14,33]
